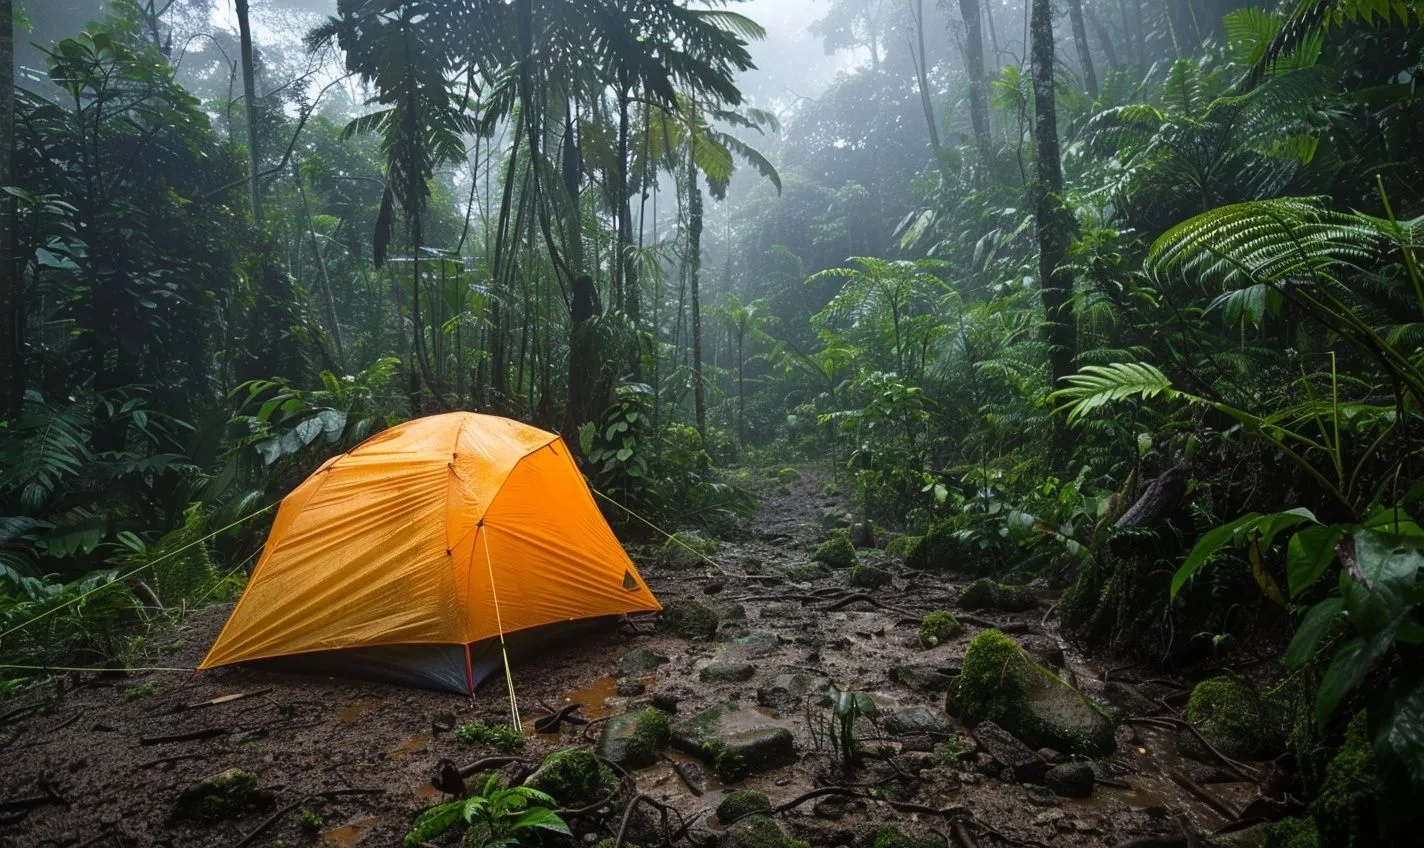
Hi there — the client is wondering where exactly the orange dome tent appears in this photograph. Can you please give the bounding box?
[200,412,660,694]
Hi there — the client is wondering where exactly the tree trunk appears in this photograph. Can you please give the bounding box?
[1066,0,1099,98]
[235,0,262,225]
[1030,0,1076,387]
[908,0,941,153]
[566,274,599,440]
[294,159,344,365]
[958,0,993,168]
[0,0,19,420]
[1088,8,1122,72]
[688,158,707,459]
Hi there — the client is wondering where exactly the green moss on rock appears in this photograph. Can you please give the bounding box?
[777,468,801,484]
[958,578,1035,612]
[660,599,720,640]
[716,789,772,824]
[171,768,271,824]
[1186,676,1263,760]
[872,824,939,848]
[723,816,809,848]
[524,750,618,808]
[884,535,921,560]
[847,564,891,589]
[662,531,717,569]
[917,611,963,648]
[954,629,1115,757]
[905,523,959,571]
[596,708,671,769]
[1310,713,1376,847]
[812,530,857,569]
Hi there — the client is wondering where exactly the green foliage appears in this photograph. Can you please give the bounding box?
[456,721,525,753]
[1187,676,1267,759]
[299,808,326,835]
[826,682,877,769]
[404,774,570,848]
[523,750,617,810]
[812,530,857,569]
[716,790,771,824]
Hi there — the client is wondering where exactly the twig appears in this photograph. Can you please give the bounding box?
[230,788,382,848]
[1156,698,1259,781]
[951,821,979,848]
[457,756,523,778]
[138,752,210,769]
[819,594,911,616]
[140,727,227,745]
[1167,768,1239,821]
[178,689,273,712]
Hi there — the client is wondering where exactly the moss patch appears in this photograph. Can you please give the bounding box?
[171,768,272,824]
[872,824,939,848]
[524,749,617,808]
[847,564,891,589]
[1310,713,1376,846]
[662,531,717,569]
[596,708,671,769]
[456,721,524,752]
[955,629,1115,757]
[1185,676,1262,760]
[884,535,921,560]
[958,578,1035,612]
[660,599,720,640]
[917,611,963,648]
[777,468,801,484]
[716,789,772,824]
[723,817,810,848]
[1266,817,1320,848]
[813,530,857,569]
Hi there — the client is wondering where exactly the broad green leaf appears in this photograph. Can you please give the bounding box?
[1375,677,1424,786]
[1288,525,1344,596]
[1284,597,1343,668]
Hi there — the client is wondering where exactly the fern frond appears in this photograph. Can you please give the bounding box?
[1050,363,1179,424]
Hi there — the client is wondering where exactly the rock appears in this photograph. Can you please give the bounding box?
[871,824,939,848]
[971,721,1049,782]
[1183,676,1265,761]
[812,530,857,569]
[716,789,772,824]
[704,578,727,595]
[171,768,272,823]
[1045,761,1095,798]
[813,796,850,820]
[672,702,797,781]
[596,707,670,769]
[717,601,749,622]
[723,816,810,848]
[701,661,755,683]
[777,468,801,484]
[890,665,955,692]
[850,520,874,549]
[916,611,963,648]
[1018,635,1065,668]
[619,649,669,675]
[819,507,852,530]
[950,630,1116,757]
[651,692,680,713]
[524,750,618,808]
[782,563,824,583]
[616,678,647,696]
[757,673,833,710]
[882,707,954,739]
[660,599,720,640]
[884,535,921,560]
[847,564,891,589]
[661,530,717,569]
[1103,681,1160,718]
[728,630,781,659]
[958,578,1036,612]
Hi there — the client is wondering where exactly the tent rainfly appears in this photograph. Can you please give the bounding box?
[200,412,661,694]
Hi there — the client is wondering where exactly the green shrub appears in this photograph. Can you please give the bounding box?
[916,611,962,647]
[456,721,524,752]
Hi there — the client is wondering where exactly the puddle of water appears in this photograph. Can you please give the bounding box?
[323,816,380,848]
[338,701,375,724]
[387,734,428,758]
[566,676,620,720]
[1097,725,1246,831]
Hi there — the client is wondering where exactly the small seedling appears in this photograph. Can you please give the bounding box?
[456,720,524,752]
[125,682,155,701]
[299,807,325,834]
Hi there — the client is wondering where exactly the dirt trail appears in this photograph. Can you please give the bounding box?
[2,467,1263,847]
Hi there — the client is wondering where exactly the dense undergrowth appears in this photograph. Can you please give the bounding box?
[3,0,1424,843]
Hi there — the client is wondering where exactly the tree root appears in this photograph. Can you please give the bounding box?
[230,787,382,848]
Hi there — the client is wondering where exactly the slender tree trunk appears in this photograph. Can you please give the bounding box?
[1030,0,1076,386]
[1088,8,1122,72]
[958,0,993,168]
[0,0,19,420]
[294,159,344,365]
[235,0,262,225]
[1131,0,1147,66]
[1066,0,1099,98]
[687,154,707,459]
[566,275,599,439]
[908,0,941,153]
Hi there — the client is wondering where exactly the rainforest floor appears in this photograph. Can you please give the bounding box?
[1,467,1271,848]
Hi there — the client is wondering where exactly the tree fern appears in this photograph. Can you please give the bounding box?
[1051,363,1177,424]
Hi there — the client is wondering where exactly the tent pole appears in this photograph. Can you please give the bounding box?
[479,521,523,733]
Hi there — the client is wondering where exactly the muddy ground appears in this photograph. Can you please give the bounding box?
[2,467,1267,848]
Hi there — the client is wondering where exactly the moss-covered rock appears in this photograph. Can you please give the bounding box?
[700,661,755,682]
[812,530,857,569]
[872,824,939,848]
[905,523,959,571]
[716,789,772,824]
[847,564,891,589]
[951,629,1115,757]
[524,749,618,808]
[722,816,809,848]
[661,531,717,569]
[917,611,963,648]
[170,768,272,823]
[1310,713,1377,846]
[884,535,921,560]
[660,599,720,640]
[672,702,797,782]
[595,708,670,769]
[958,578,1036,612]
[1184,676,1263,761]
[1266,817,1320,848]
[777,468,801,484]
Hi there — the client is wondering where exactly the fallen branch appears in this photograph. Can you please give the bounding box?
[819,594,911,616]
[178,689,273,712]
[230,787,382,848]
[457,756,523,778]
[138,752,209,770]
[1167,768,1240,821]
